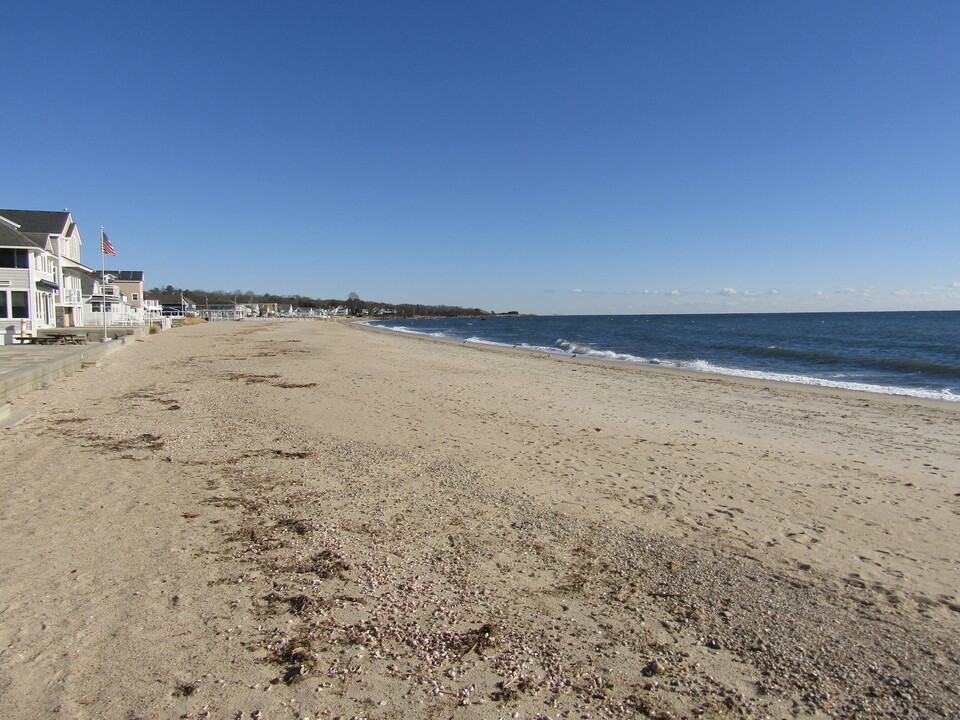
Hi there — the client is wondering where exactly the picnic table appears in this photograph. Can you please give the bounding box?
[14,333,87,345]
[14,336,58,345]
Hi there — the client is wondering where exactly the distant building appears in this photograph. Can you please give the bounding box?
[82,275,144,326]
[143,294,163,322]
[196,303,246,321]
[155,295,197,317]
[94,271,145,309]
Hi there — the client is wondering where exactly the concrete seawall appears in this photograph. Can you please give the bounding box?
[0,331,147,423]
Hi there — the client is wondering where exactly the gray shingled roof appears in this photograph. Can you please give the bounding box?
[0,209,70,235]
[22,232,55,252]
[0,221,44,249]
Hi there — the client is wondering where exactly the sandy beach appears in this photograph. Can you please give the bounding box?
[0,319,957,720]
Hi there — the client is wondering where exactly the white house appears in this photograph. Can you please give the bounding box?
[0,209,91,329]
[82,275,143,326]
[143,295,163,322]
[0,215,60,343]
[196,303,247,321]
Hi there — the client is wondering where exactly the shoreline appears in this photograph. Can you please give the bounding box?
[354,319,960,408]
[1,320,957,718]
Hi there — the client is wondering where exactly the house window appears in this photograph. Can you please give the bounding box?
[132,293,139,301]
[0,249,29,268]
[11,291,28,318]
[0,293,6,317]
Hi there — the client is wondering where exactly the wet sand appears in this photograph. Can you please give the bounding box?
[1,319,957,719]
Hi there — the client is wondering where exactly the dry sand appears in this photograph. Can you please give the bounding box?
[0,319,957,720]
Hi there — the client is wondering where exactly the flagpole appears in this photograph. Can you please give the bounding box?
[100,226,108,342]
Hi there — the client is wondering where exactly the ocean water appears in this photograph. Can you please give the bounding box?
[365,311,960,402]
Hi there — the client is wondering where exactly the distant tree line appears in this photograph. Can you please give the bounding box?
[146,286,493,317]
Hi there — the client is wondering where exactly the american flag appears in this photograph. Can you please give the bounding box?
[101,232,117,256]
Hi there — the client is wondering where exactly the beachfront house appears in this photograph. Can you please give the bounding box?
[0,215,56,342]
[143,295,163,323]
[196,302,247,321]
[95,271,145,312]
[83,274,143,326]
[157,294,197,317]
[0,208,93,335]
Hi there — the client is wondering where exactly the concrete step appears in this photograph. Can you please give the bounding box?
[0,403,29,427]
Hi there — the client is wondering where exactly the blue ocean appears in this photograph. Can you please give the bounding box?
[365,311,960,402]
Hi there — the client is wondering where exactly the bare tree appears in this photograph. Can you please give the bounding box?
[346,292,361,315]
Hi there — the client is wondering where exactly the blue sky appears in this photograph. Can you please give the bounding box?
[3,1,958,314]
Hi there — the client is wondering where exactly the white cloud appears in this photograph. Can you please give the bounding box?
[568,288,606,295]
[719,288,737,296]
[894,289,934,297]
[668,289,681,296]
[835,287,876,296]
